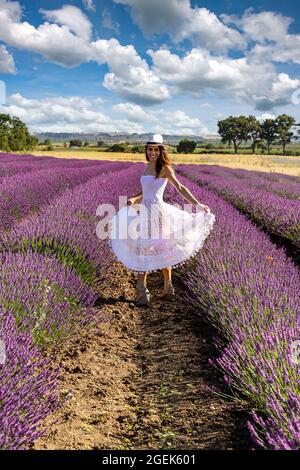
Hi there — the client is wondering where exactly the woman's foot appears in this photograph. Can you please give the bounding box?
[158,281,175,300]
[135,281,150,306]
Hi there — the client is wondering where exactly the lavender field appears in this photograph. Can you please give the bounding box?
[0,153,299,450]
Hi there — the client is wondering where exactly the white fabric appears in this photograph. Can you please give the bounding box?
[108,174,216,273]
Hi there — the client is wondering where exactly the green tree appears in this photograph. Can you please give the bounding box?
[247,115,262,154]
[0,113,37,151]
[217,115,253,153]
[106,143,129,152]
[131,144,144,153]
[176,139,196,154]
[260,118,278,154]
[0,131,10,152]
[275,114,296,155]
[69,139,82,147]
[27,135,39,149]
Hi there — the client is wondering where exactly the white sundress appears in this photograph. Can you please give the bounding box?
[107,173,216,274]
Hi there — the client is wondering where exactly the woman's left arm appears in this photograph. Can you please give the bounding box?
[164,166,210,211]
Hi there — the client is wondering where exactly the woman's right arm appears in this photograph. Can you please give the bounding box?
[127,192,143,205]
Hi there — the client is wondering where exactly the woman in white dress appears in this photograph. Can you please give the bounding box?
[108,134,216,306]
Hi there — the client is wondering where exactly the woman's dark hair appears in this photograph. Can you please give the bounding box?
[145,144,172,178]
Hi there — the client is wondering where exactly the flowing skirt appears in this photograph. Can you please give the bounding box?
[107,197,216,273]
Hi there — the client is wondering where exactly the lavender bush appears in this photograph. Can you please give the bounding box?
[0,310,61,449]
[0,162,132,231]
[0,163,143,285]
[163,170,300,449]
[176,164,300,252]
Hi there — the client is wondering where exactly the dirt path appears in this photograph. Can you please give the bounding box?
[32,263,252,450]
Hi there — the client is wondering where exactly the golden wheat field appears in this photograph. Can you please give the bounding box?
[30,150,300,177]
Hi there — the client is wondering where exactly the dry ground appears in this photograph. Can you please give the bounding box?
[32,263,252,450]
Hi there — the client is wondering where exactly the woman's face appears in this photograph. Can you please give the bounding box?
[147,145,160,162]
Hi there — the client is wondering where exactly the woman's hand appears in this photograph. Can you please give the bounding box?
[127,197,136,206]
[196,203,210,213]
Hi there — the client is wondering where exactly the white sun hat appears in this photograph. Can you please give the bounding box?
[146,133,164,145]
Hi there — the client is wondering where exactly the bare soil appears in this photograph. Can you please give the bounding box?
[32,262,252,450]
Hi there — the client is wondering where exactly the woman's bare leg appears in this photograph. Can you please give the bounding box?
[135,271,150,305]
[161,267,172,291]
[137,272,147,284]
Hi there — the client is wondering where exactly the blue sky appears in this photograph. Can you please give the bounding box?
[0,0,300,136]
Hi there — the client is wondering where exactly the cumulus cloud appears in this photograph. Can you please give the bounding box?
[113,102,158,123]
[250,73,300,111]
[0,0,93,67]
[91,38,170,105]
[249,37,300,65]
[0,92,146,133]
[0,44,16,73]
[221,8,292,43]
[0,0,299,112]
[0,2,169,104]
[165,110,202,129]
[222,9,300,65]
[0,92,209,135]
[112,103,205,133]
[147,47,300,110]
[112,0,245,52]
[39,5,93,40]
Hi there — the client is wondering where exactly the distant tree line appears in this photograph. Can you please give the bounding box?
[217,114,300,155]
[0,114,38,151]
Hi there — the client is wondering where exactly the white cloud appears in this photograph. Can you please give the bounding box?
[101,8,120,34]
[222,9,300,65]
[0,0,299,113]
[165,110,202,129]
[39,5,93,40]
[94,97,105,105]
[112,0,245,52]
[250,73,300,110]
[0,0,93,67]
[82,0,95,12]
[147,47,300,110]
[221,9,292,43]
[91,38,170,105]
[255,112,276,122]
[0,92,210,135]
[0,2,169,104]
[0,92,146,133]
[113,102,158,123]
[0,44,16,73]
[153,108,208,135]
[249,36,300,65]
[199,102,213,109]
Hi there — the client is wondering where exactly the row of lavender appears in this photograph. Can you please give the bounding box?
[0,152,112,181]
[0,161,143,448]
[195,164,300,199]
[0,160,132,231]
[163,171,300,449]
[175,164,300,252]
